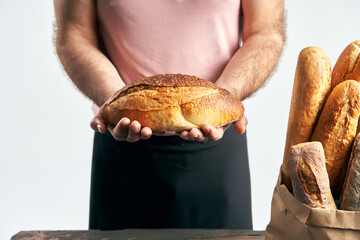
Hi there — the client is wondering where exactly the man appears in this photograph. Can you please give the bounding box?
[54,0,284,230]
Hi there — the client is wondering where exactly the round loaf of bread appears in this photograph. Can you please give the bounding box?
[99,74,244,132]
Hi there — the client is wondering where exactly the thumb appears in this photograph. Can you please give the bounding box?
[90,114,107,133]
[234,115,248,134]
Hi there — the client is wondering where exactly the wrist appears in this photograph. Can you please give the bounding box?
[215,79,243,100]
[94,85,123,107]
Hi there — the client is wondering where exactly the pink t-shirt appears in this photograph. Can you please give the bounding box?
[97,0,241,84]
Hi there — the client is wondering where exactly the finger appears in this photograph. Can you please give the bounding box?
[90,115,107,133]
[243,115,248,126]
[202,124,223,141]
[178,130,190,139]
[189,128,207,142]
[111,117,131,141]
[202,124,212,137]
[140,127,152,140]
[234,115,248,134]
[90,116,99,131]
[126,120,142,142]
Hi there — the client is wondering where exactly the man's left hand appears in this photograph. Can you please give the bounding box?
[177,115,248,142]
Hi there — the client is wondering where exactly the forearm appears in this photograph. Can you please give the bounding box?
[56,38,124,106]
[53,0,124,106]
[216,31,284,100]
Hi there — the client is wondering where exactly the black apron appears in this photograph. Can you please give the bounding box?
[89,126,252,230]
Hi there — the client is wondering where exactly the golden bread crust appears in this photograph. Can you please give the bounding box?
[100,74,244,132]
[282,47,332,190]
[310,80,360,198]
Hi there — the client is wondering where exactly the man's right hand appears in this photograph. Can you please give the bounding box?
[90,103,153,142]
[90,115,153,142]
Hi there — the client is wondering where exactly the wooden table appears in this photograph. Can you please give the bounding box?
[12,229,264,240]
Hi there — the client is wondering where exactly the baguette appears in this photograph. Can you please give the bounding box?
[99,74,244,132]
[331,40,360,89]
[289,142,336,209]
[339,133,360,210]
[282,47,332,190]
[310,80,360,198]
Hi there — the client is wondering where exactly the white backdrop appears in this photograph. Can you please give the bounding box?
[0,1,359,239]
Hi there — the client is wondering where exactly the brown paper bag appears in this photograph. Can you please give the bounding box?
[265,170,360,240]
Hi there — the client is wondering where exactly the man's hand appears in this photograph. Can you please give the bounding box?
[177,115,248,142]
[90,103,153,142]
[90,115,153,142]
